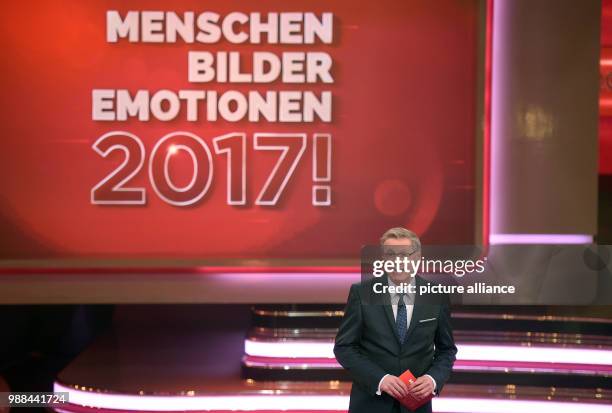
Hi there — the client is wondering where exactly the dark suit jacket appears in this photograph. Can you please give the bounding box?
[334,275,457,413]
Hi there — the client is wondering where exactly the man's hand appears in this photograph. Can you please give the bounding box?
[379,375,409,399]
[408,375,435,399]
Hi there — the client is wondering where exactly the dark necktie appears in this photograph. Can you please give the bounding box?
[396,294,408,344]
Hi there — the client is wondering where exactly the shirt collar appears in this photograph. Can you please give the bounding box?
[387,275,416,301]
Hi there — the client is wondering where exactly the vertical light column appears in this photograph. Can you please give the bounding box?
[490,0,600,244]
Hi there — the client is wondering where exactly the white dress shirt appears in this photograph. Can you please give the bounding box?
[376,276,437,396]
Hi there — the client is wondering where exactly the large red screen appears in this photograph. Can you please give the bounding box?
[0,0,482,264]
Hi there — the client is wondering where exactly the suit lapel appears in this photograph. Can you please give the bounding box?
[383,289,401,343]
[376,274,402,344]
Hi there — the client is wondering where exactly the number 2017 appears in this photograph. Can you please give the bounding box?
[91,131,332,207]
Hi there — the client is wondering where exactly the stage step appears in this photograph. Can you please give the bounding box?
[244,306,612,389]
[53,381,612,413]
[251,305,612,334]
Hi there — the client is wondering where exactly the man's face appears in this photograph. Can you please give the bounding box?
[382,238,420,284]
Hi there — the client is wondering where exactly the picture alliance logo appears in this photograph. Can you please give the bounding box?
[371,257,488,277]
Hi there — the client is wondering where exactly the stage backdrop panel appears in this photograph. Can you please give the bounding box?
[0,0,484,266]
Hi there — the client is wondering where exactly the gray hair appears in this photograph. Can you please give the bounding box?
[379,227,421,252]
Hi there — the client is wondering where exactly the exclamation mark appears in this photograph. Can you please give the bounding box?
[312,134,332,206]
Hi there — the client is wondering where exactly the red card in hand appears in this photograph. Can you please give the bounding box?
[397,370,433,411]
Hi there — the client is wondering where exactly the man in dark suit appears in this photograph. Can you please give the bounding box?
[334,227,457,413]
